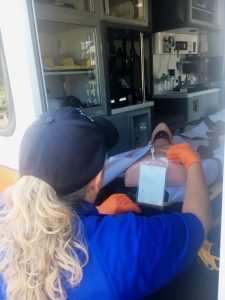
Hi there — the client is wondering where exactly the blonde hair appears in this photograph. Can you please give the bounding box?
[0,176,88,300]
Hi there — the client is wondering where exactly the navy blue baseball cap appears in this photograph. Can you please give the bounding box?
[19,107,118,195]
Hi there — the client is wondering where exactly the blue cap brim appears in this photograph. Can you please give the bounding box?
[93,116,119,150]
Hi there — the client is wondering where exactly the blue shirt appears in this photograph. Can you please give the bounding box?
[67,201,204,299]
[0,201,204,299]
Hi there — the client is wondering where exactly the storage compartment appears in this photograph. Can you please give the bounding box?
[191,7,214,24]
[153,89,220,131]
[152,0,223,31]
[36,20,102,110]
[191,0,221,27]
[103,24,151,110]
[34,0,94,13]
[187,90,220,121]
[130,113,150,148]
[104,106,152,154]
[103,0,147,23]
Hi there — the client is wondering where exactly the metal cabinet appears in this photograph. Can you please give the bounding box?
[101,22,152,113]
[33,2,107,114]
[31,0,153,149]
[104,105,153,155]
[187,89,220,121]
[191,0,223,28]
[152,0,224,32]
[32,1,152,114]
[153,89,220,131]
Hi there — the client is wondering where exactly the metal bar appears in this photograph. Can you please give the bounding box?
[140,31,146,102]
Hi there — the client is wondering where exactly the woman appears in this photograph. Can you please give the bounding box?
[0,107,211,299]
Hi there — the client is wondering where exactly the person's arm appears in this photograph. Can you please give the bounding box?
[166,143,212,237]
[182,163,211,236]
[96,193,141,215]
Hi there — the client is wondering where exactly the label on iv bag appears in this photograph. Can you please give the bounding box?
[137,164,167,207]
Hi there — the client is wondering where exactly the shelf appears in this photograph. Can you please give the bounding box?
[106,0,131,6]
[44,69,95,76]
[153,88,220,99]
[192,5,215,14]
[111,101,154,114]
[106,0,145,8]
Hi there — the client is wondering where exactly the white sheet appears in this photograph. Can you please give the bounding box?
[208,109,225,123]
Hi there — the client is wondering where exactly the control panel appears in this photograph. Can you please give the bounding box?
[154,32,198,55]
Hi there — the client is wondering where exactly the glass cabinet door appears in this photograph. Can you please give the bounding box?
[105,26,151,109]
[0,32,14,135]
[36,20,101,110]
[191,0,223,28]
[34,0,94,13]
[103,0,147,23]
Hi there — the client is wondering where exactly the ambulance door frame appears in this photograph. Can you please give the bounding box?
[0,0,44,170]
[218,154,225,300]
[0,1,225,300]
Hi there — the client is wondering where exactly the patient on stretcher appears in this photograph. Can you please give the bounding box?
[125,122,220,192]
[103,113,224,204]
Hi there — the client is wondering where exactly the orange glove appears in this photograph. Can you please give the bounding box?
[166,143,201,170]
[96,193,141,215]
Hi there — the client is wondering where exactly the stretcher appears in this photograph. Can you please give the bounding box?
[100,109,225,275]
[197,180,223,272]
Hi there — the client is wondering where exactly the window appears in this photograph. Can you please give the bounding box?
[0,31,15,136]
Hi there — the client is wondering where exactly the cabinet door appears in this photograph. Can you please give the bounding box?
[103,24,151,111]
[152,0,188,32]
[34,0,95,13]
[152,0,223,31]
[190,0,223,29]
[104,114,131,155]
[102,0,149,25]
[129,110,151,148]
[35,18,106,112]
[187,92,219,122]
[105,108,151,155]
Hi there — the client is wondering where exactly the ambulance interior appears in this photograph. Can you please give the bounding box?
[0,1,225,299]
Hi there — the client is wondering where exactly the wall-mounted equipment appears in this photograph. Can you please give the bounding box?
[154,32,198,55]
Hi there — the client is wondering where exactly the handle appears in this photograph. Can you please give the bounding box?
[140,32,146,103]
[104,0,110,15]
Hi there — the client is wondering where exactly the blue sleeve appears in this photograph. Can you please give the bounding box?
[92,212,204,299]
[0,275,6,300]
